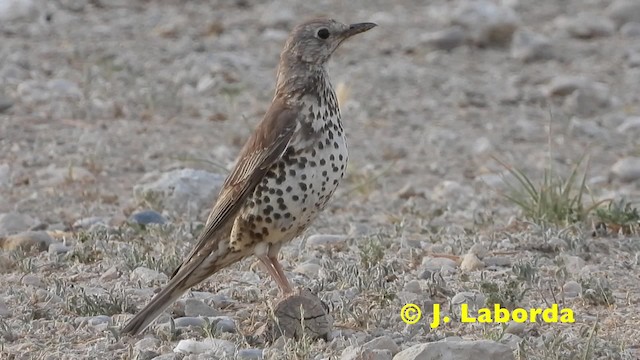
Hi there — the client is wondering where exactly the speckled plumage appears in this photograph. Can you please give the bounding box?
[121,18,376,336]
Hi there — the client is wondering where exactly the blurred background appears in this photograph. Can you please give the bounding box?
[1,0,640,359]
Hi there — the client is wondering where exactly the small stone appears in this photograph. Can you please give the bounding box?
[616,117,640,133]
[545,75,590,97]
[561,255,586,275]
[471,137,492,155]
[563,281,582,297]
[211,316,236,333]
[403,280,422,294]
[395,183,423,199]
[21,274,43,287]
[48,242,71,254]
[100,266,119,281]
[0,0,39,21]
[421,257,458,272]
[237,349,264,359]
[460,253,485,272]
[555,13,615,39]
[504,321,526,335]
[47,79,82,99]
[88,315,111,327]
[341,346,392,360]
[293,262,321,278]
[184,299,219,317]
[420,26,467,51]
[620,22,640,37]
[450,1,520,47]
[306,234,346,248]
[133,169,225,217]
[134,337,160,352]
[563,83,611,117]
[610,157,640,182]
[173,338,235,356]
[129,210,167,225]
[173,317,206,328]
[2,231,52,251]
[363,335,400,355]
[607,0,640,28]
[484,256,512,267]
[468,243,488,259]
[130,267,168,286]
[451,292,486,317]
[72,216,109,229]
[0,96,13,113]
[500,333,523,350]
[0,212,35,236]
[393,340,514,360]
[0,163,9,187]
[510,29,554,62]
[0,299,10,317]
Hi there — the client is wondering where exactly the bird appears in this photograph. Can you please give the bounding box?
[120,18,376,335]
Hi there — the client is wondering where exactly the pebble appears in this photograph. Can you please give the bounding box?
[555,13,615,39]
[306,234,346,248]
[563,281,582,297]
[0,163,9,187]
[1,231,53,251]
[173,338,235,356]
[450,1,520,47]
[393,340,514,360]
[134,337,161,352]
[483,256,512,267]
[342,347,392,360]
[610,157,640,182]
[184,298,219,317]
[0,212,35,236]
[616,117,640,133]
[460,253,485,272]
[504,321,526,335]
[48,242,72,254]
[420,26,467,51]
[510,29,554,62]
[129,210,167,225]
[0,0,39,21]
[173,317,206,328]
[133,169,225,217]
[468,243,488,259]
[403,280,422,294]
[421,257,458,272]
[130,267,169,286]
[607,0,640,28]
[620,22,640,37]
[563,83,611,117]
[100,266,120,281]
[0,96,13,113]
[88,315,111,327]
[451,292,486,314]
[21,274,43,287]
[362,335,400,355]
[72,216,109,229]
[293,262,322,278]
[237,349,264,359]
[561,255,586,275]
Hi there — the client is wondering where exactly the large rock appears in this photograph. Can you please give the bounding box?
[393,340,514,360]
[133,168,225,217]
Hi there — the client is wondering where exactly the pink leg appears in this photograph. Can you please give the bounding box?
[257,254,293,295]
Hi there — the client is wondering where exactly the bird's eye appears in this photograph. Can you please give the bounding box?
[316,28,330,39]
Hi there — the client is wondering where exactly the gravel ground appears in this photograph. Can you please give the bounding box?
[1,0,640,359]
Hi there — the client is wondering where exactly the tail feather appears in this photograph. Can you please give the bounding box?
[120,282,188,335]
[120,243,243,336]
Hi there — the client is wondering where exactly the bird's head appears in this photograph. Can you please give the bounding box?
[281,19,377,66]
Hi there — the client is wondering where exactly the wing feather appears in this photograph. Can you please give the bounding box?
[170,97,298,279]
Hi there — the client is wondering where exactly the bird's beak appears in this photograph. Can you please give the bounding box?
[342,22,377,38]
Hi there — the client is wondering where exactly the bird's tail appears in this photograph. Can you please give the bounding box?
[120,243,241,336]
[119,279,188,336]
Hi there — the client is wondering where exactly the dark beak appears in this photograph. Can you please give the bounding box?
[342,22,377,38]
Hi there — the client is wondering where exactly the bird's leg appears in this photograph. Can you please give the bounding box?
[268,242,293,295]
[257,254,293,295]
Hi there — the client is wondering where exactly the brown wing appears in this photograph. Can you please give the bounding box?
[170,96,299,279]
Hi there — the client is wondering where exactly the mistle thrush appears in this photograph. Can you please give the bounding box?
[121,18,376,335]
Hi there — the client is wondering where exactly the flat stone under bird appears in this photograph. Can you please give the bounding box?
[121,18,376,335]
